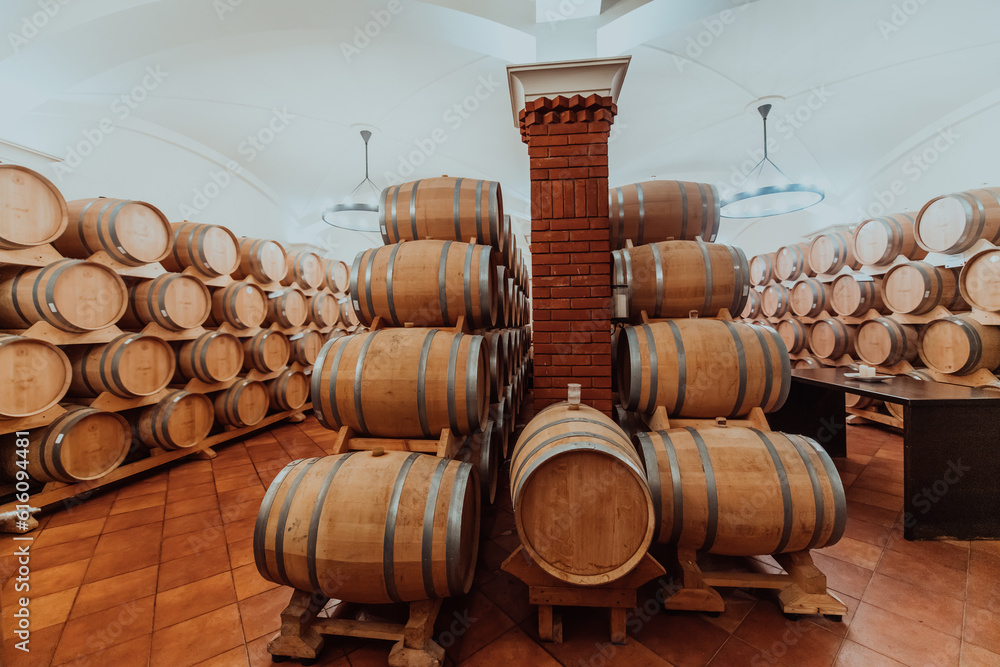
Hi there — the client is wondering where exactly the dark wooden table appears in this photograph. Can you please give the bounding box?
[769,367,1000,540]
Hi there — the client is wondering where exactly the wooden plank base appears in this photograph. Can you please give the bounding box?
[502,546,666,645]
[268,589,445,667]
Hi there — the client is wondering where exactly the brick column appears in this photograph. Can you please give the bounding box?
[520,94,617,415]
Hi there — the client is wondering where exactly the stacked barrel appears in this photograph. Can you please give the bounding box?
[0,164,349,494]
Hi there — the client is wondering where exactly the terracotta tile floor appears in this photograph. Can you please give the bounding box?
[3,414,999,667]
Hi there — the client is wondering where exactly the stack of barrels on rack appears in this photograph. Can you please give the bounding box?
[0,163,351,491]
[498,178,845,593]
[743,186,1000,421]
[256,175,529,608]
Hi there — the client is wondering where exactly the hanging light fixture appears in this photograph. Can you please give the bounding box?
[720,103,825,218]
[322,130,381,232]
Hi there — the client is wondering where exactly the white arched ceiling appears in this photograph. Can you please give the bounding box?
[2,0,998,261]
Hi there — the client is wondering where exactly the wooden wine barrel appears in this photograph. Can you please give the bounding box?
[915,187,1000,254]
[617,320,790,418]
[136,390,214,450]
[919,316,1000,375]
[959,247,1000,313]
[794,356,823,370]
[611,240,749,320]
[482,331,506,403]
[809,319,856,359]
[510,403,654,585]
[265,287,308,329]
[214,378,269,427]
[233,238,286,284]
[289,329,324,366]
[885,369,936,420]
[0,165,69,249]
[175,331,244,383]
[325,259,350,293]
[0,334,72,418]
[267,369,310,411]
[637,427,845,554]
[312,328,488,438]
[855,318,919,367]
[495,266,508,327]
[380,177,504,251]
[749,253,775,286]
[609,180,720,250]
[339,296,360,327]
[761,284,791,318]
[0,260,127,332]
[120,273,211,331]
[255,451,479,603]
[282,249,324,290]
[162,221,240,277]
[808,231,859,275]
[789,278,832,317]
[243,330,290,374]
[830,274,884,317]
[0,406,130,483]
[58,198,172,266]
[351,240,496,329]
[207,281,267,329]
[853,213,924,266]
[777,319,809,354]
[308,292,341,329]
[67,334,174,398]
[457,421,498,504]
[845,394,879,410]
[774,243,814,281]
[882,262,966,315]
[489,400,507,456]
[741,290,762,319]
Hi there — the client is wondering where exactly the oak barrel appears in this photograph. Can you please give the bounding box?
[265,287,308,329]
[162,221,240,277]
[882,262,966,315]
[267,368,310,411]
[774,243,814,281]
[254,451,479,603]
[233,238,286,284]
[789,278,832,317]
[120,273,211,331]
[510,403,654,585]
[214,378,269,427]
[611,240,749,320]
[830,274,884,317]
[637,427,845,554]
[482,331,507,402]
[0,406,130,483]
[207,281,267,329]
[67,333,174,398]
[808,319,856,359]
[742,290,762,319]
[243,330,290,374]
[282,249,324,289]
[58,198,172,265]
[289,329,324,366]
[915,187,1000,254]
[0,260,127,332]
[312,328,488,438]
[855,318,919,367]
[325,259,350,293]
[777,319,810,354]
[749,253,775,286]
[794,356,823,370]
[959,247,1000,313]
[457,421,498,504]
[918,316,1000,375]
[616,320,790,418]
[308,292,341,329]
[380,177,504,250]
[761,284,791,318]
[0,164,68,249]
[351,240,496,329]
[0,334,72,418]
[136,390,214,450]
[340,296,360,327]
[852,213,924,266]
[609,180,721,250]
[808,231,859,275]
[175,331,244,383]
[845,394,878,410]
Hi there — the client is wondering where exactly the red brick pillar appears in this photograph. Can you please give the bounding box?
[520,94,617,415]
